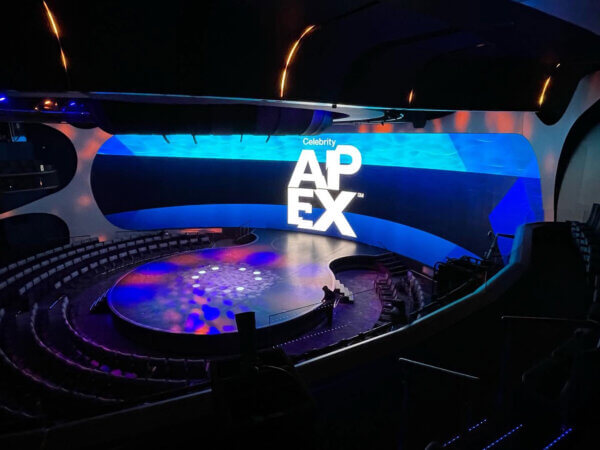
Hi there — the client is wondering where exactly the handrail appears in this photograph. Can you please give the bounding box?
[409,300,440,318]
[398,357,480,382]
[501,315,599,328]
[268,300,323,324]
[432,278,477,305]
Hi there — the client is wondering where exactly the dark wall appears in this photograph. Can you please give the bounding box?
[0,213,69,265]
[0,123,77,214]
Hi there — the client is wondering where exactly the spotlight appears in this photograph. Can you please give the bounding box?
[40,99,58,111]
[0,96,6,102]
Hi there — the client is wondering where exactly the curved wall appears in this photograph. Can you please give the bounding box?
[557,122,600,221]
[92,132,542,266]
[0,213,69,265]
[0,70,597,264]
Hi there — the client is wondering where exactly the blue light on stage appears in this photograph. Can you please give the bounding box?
[98,132,538,178]
[0,96,6,102]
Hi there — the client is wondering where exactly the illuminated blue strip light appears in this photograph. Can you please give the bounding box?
[442,435,461,447]
[440,418,487,448]
[105,204,479,267]
[482,424,523,450]
[468,418,488,432]
[542,427,573,450]
[98,133,539,178]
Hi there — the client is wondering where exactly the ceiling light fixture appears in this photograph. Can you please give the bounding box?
[279,25,317,98]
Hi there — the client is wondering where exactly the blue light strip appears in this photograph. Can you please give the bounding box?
[440,418,487,448]
[542,427,573,450]
[97,132,539,178]
[482,424,523,450]
[442,435,461,447]
[468,418,488,432]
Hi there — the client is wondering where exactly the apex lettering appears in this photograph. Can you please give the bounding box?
[287,145,362,238]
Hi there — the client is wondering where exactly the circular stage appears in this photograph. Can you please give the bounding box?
[107,229,383,352]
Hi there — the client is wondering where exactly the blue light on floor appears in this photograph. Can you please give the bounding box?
[467,418,487,432]
[482,424,523,450]
[542,427,573,450]
[442,434,460,447]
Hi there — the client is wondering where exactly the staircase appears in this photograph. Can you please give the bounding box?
[371,253,409,326]
[375,252,408,277]
[334,280,353,304]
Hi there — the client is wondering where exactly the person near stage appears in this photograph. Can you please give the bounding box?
[322,286,336,326]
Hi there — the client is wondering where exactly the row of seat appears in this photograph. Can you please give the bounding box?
[1,231,211,309]
[571,203,600,275]
[0,309,123,420]
[0,230,217,429]
[0,236,98,279]
[1,234,163,294]
[374,273,409,325]
[30,304,187,399]
[520,308,600,426]
[62,298,208,381]
[401,271,426,313]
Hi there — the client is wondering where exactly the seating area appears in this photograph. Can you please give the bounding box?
[0,231,213,310]
[570,203,600,278]
[61,298,208,382]
[1,1,598,447]
[372,254,429,327]
[0,229,217,430]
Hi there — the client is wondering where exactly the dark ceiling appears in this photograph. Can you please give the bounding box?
[1,0,599,113]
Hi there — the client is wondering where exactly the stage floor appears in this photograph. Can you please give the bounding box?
[107,229,383,336]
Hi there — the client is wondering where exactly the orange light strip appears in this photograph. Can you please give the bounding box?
[279,25,316,98]
[43,1,68,71]
[43,1,60,38]
[538,76,551,107]
[60,48,68,70]
[408,89,414,104]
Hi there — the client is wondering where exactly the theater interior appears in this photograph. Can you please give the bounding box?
[1,1,600,449]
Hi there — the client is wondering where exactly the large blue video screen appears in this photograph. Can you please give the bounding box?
[91,132,543,266]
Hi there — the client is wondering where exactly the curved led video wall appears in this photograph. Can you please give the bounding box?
[91,132,543,267]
